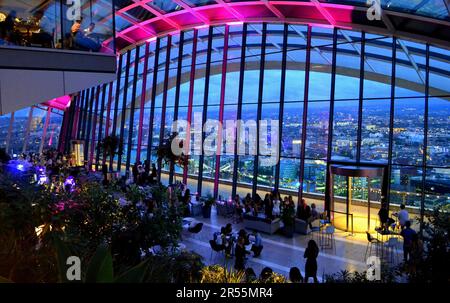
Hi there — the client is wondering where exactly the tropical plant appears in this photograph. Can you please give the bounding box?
[200,265,246,283]
[97,135,123,165]
[156,132,188,170]
[262,272,288,283]
[203,195,216,207]
[323,266,401,283]
[404,206,449,283]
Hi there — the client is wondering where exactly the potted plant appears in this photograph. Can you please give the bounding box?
[202,195,215,219]
[281,204,296,238]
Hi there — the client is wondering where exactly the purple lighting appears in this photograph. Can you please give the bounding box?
[38,175,48,185]
[64,176,76,192]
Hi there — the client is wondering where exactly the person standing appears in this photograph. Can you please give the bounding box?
[304,240,319,283]
[150,163,157,183]
[397,204,409,229]
[400,221,417,263]
[234,237,250,271]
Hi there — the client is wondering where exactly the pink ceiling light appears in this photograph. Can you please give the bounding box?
[42,95,72,111]
[103,0,361,51]
[227,21,244,26]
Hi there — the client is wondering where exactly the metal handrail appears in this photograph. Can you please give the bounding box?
[329,210,354,236]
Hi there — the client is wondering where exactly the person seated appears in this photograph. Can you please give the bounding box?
[288,195,295,208]
[214,232,226,251]
[251,201,260,216]
[307,203,320,229]
[238,229,250,246]
[310,203,319,221]
[31,10,53,48]
[297,198,311,221]
[253,193,263,209]
[289,267,304,283]
[223,223,233,235]
[272,193,282,217]
[1,10,19,45]
[84,23,96,37]
[71,17,101,52]
[250,232,263,257]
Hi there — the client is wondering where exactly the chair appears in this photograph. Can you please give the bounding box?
[309,219,321,241]
[322,225,336,253]
[188,222,203,239]
[385,237,399,264]
[209,240,225,264]
[365,231,381,261]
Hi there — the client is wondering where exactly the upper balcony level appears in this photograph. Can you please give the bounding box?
[0,0,118,115]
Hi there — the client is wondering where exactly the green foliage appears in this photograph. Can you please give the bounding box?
[200,265,246,283]
[407,206,449,283]
[125,184,145,204]
[150,184,168,206]
[85,244,114,283]
[203,195,215,207]
[200,265,288,283]
[98,135,123,160]
[156,132,188,169]
[143,252,204,283]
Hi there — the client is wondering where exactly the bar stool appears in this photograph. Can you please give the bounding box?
[385,237,399,264]
[365,231,381,261]
[322,225,336,253]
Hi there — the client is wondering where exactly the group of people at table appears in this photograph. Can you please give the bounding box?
[211,223,320,282]
[231,191,321,225]
[378,203,421,263]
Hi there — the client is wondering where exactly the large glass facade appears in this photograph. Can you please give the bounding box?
[0,106,64,156]
[71,23,450,213]
[0,0,115,52]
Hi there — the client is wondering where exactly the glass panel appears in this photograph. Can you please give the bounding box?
[392,98,424,166]
[360,99,390,163]
[390,165,422,209]
[305,101,329,159]
[425,168,450,210]
[279,158,300,191]
[427,97,450,167]
[303,159,327,195]
[332,100,358,161]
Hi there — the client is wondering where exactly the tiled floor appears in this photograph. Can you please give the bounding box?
[180,207,404,281]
